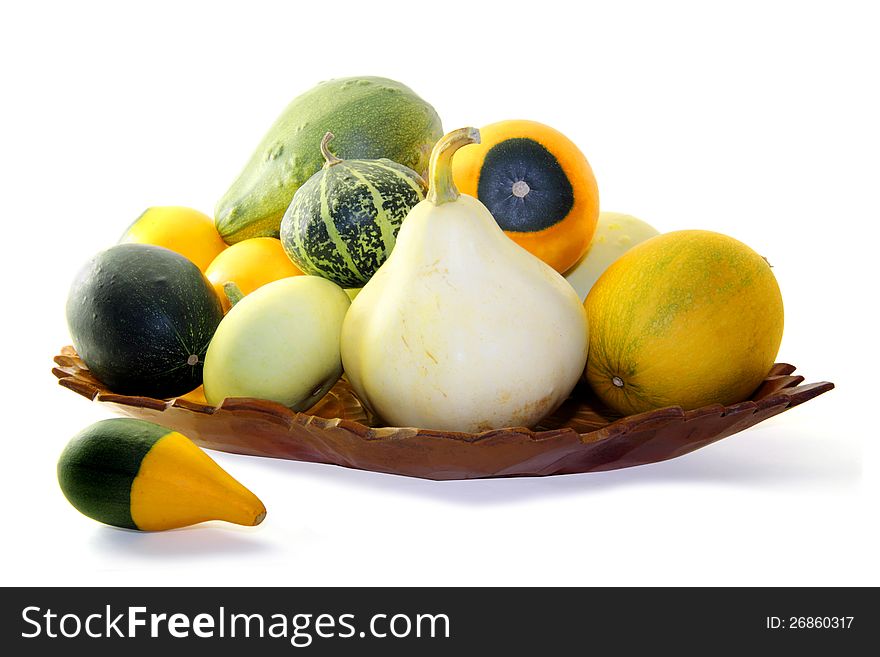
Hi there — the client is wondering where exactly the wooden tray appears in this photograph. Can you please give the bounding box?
[53,346,833,480]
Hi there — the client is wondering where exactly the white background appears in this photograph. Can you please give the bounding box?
[1,0,876,586]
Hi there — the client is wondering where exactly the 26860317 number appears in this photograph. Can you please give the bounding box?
[788,617,853,629]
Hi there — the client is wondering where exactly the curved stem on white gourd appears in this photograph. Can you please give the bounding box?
[320,132,343,167]
[426,127,481,206]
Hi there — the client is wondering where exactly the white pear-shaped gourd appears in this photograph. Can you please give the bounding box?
[340,128,589,432]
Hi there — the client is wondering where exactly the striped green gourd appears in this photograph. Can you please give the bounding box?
[280,133,426,288]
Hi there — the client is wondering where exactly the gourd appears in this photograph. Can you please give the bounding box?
[205,237,303,312]
[203,276,351,411]
[66,244,224,398]
[564,212,660,301]
[120,206,227,272]
[340,128,589,433]
[280,132,427,288]
[584,230,784,415]
[451,120,600,273]
[57,418,266,530]
[216,77,442,243]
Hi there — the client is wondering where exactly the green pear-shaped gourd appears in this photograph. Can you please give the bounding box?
[215,77,442,243]
[340,128,589,433]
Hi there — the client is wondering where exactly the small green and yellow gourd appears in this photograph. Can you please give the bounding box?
[57,419,266,531]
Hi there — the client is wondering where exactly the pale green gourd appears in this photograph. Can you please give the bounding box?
[340,128,589,432]
[564,212,660,301]
[204,276,350,411]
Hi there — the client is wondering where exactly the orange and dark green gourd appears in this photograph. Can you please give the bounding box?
[451,120,600,273]
[57,419,266,531]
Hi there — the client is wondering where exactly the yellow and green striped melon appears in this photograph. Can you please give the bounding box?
[584,230,784,415]
[280,133,426,287]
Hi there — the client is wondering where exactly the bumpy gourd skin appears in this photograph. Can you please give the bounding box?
[216,77,443,243]
[341,128,589,433]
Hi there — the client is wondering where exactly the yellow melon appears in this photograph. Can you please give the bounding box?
[584,230,784,415]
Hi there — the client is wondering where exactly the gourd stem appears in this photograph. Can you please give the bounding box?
[223,281,245,307]
[320,132,343,167]
[426,127,481,205]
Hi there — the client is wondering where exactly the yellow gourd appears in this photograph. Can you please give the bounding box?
[120,206,227,272]
[205,237,304,312]
[585,230,784,415]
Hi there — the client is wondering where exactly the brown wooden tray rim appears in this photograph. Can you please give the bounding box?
[53,346,834,479]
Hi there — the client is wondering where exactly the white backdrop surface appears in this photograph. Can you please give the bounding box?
[0,0,875,586]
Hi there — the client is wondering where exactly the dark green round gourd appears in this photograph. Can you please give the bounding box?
[66,244,223,398]
[280,132,426,288]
